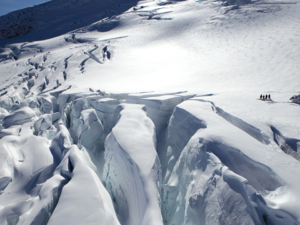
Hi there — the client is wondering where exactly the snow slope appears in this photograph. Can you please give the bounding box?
[0,0,299,224]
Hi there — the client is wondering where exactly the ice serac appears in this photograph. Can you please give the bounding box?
[57,91,98,116]
[161,99,300,225]
[16,119,74,225]
[78,108,106,179]
[93,98,119,136]
[0,133,53,225]
[38,95,59,114]
[78,108,104,151]
[2,106,38,128]
[136,95,185,137]
[57,91,111,142]
[163,135,263,225]
[159,105,207,183]
[67,97,89,143]
[58,91,117,181]
[103,104,163,225]
[33,112,61,140]
[48,145,120,225]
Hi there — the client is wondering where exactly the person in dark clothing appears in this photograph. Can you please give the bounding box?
[260,94,262,99]
[268,94,271,99]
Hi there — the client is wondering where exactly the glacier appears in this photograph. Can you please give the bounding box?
[0,0,300,224]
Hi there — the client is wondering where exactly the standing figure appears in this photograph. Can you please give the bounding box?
[260,94,262,99]
[262,95,265,100]
[268,94,271,99]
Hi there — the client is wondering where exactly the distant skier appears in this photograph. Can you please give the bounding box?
[260,94,262,99]
[262,95,265,100]
[268,94,271,99]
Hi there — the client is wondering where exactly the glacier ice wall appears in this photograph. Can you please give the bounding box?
[160,99,300,225]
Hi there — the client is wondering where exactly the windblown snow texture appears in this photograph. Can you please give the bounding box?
[0,0,300,224]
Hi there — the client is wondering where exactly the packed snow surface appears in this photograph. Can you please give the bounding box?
[0,0,299,224]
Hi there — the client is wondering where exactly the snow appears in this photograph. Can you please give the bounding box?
[0,0,299,224]
[2,106,38,128]
[47,146,120,225]
[0,134,52,225]
[94,98,120,136]
[161,99,300,225]
[136,95,185,136]
[78,108,104,151]
[104,104,163,225]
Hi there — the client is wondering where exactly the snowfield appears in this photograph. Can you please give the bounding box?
[0,0,299,224]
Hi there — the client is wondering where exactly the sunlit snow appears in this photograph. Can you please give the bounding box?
[0,0,299,224]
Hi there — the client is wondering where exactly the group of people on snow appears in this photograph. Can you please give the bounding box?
[260,94,271,100]
[290,94,300,103]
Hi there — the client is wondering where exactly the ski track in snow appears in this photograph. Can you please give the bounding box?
[0,0,299,224]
